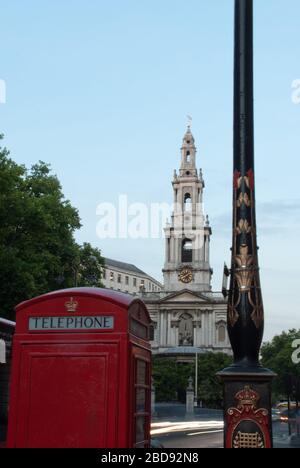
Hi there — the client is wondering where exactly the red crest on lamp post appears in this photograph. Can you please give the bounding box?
[226,386,272,449]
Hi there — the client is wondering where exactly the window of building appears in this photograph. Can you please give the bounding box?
[125,276,129,286]
[184,193,192,212]
[218,325,226,343]
[110,272,114,281]
[182,239,193,263]
[133,278,137,287]
[118,274,122,284]
[186,151,191,163]
[103,269,106,280]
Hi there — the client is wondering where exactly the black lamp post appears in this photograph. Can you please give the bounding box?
[217,0,276,449]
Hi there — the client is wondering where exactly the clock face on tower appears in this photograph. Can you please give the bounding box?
[179,268,193,284]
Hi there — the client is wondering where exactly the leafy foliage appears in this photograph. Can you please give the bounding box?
[0,134,105,319]
[76,243,105,288]
[153,358,193,403]
[197,352,232,408]
[153,353,232,408]
[261,329,300,401]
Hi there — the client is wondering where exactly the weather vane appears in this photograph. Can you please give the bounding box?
[187,115,192,128]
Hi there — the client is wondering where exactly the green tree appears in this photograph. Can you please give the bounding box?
[197,353,232,408]
[152,358,193,402]
[76,242,105,288]
[261,329,300,401]
[0,135,105,319]
[153,352,232,408]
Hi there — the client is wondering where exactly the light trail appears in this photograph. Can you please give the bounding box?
[150,420,224,436]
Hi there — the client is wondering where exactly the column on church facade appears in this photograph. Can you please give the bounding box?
[202,232,206,264]
[164,312,168,346]
[205,235,210,264]
[170,321,175,346]
[209,310,213,347]
[193,313,202,347]
[192,185,197,217]
[212,311,217,347]
[177,236,182,265]
[200,228,206,264]
[201,311,206,347]
[163,311,168,346]
[170,319,177,347]
[175,324,179,347]
[167,312,172,346]
[203,310,211,347]
[171,319,179,347]
[165,235,169,264]
[206,310,210,347]
[194,230,199,263]
[170,235,175,266]
[194,320,201,347]
[154,321,159,344]
[208,236,211,264]
[159,311,164,346]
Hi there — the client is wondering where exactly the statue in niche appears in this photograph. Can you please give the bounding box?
[178,313,194,346]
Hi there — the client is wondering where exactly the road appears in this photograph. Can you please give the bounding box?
[152,423,223,448]
[151,404,224,449]
[151,404,293,449]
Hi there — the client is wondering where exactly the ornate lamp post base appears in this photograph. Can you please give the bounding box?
[217,368,276,449]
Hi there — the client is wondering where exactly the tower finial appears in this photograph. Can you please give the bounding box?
[187,115,192,130]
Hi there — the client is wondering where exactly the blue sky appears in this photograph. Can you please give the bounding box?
[0,0,299,340]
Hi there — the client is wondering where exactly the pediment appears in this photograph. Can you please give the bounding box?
[161,290,209,303]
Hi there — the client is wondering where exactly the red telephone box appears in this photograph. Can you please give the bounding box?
[7,288,152,448]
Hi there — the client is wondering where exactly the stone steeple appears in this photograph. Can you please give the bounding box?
[163,127,212,292]
[179,126,197,177]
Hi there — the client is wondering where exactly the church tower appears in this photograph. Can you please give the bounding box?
[163,126,213,292]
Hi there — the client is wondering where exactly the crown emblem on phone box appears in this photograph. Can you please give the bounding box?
[65,297,78,313]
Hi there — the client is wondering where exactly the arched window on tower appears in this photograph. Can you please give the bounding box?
[186,151,191,163]
[182,239,193,263]
[184,193,192,212]
[178,313,194,346]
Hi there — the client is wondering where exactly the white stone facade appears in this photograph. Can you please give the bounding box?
[142,289,231,356]
[102,258,162,295]
[141,127,231,358]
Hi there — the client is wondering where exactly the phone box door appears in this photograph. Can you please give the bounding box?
[9,341,119,448]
